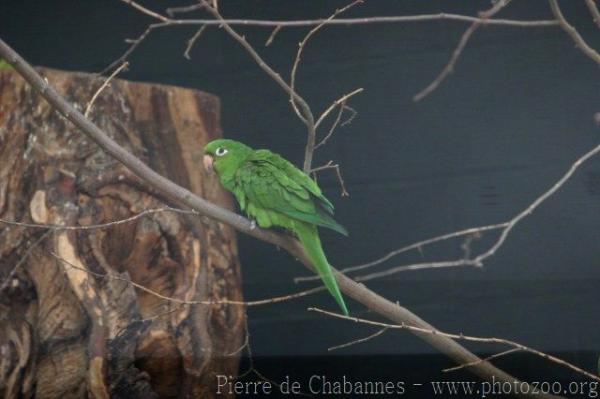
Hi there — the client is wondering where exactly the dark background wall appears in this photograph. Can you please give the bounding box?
[2,0,599,392]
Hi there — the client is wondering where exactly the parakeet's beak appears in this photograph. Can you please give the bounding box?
[203,154,214,173]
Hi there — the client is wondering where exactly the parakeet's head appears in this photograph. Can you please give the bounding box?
[203,139,252,176]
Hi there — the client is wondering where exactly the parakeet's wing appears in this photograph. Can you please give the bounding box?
[236,150,348,235]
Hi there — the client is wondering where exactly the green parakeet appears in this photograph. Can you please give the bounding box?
[203,139,349,315]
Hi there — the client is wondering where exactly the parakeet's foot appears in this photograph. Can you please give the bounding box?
[249,220,257,230]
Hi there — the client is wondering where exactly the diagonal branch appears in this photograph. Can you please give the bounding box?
[295,223,507,283]
[310,307,600,383]
[85,61,129,117]
[585,0,600,28]
[0,37,556,397]
[549,0,600,65]
[413,0,512,102]
[199,1,313,125]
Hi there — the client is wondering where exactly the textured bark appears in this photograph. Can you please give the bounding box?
[0,68,244,398]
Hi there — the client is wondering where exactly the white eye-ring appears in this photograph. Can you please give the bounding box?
[215,147,228,156]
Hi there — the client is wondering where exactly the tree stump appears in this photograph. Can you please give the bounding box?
[0,68,244,398]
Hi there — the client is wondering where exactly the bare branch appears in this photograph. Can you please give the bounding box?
[310,307,600,383]
[295,223,507,283]
[311,161,349,197]
[120,0,169,22]
[200,1,313,121]
[328,327,388,352]
[355,259,480,282]
[550,0,600,65]
[101,22,169,74]
[0,207,196,231]
[315,87,363,130]
[184,25,207,60]
[264,26,282,47]
[52,252,323,307]
[315,103,354,150]
[585,0,600,29]
[317,103,344,149]
[85,61,129,117]
[166,3,204,17]
[413,0,512,102]
[473,142,600,264]
[443,348,521,373]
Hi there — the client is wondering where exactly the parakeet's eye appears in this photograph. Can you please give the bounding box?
[215,147,228,157]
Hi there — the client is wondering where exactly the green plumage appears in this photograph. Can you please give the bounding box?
[204,139,349,315]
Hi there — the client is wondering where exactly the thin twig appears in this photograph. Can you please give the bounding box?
[85,61,129,118]
[310,307,600,383]
[550,0,600,65]
[355,259,479,282]
[311,161,349,197]
[314,88,363,130]
[585,0,600,29]
[315,102,347,150]
[472,142,600,265]
[201,1,313,117]
[295,223,507,283]
[443,348,521,373]
[120,0,169,22]
[264,26,282,47]
[52,252,323,306]
[184,26,207,59]
[328,327,388,351]
[0,231,52,293]
[413,0,512,102]
[166,3,205,17]
[225,315,250,357]
[101,22,169,74]
[0,207,196,231]
[310,160,336,173]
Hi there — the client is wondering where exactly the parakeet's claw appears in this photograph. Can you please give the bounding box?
[249,220,257,230]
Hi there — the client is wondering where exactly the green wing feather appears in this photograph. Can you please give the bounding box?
[237,150,347,235]
[233,149,349,314]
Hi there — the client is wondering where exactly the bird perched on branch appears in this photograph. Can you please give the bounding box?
[203,139,349,315]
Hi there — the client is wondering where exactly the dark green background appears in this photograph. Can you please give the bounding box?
[2,0,599,392]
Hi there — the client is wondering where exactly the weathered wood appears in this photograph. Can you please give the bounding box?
[0,68,244,398]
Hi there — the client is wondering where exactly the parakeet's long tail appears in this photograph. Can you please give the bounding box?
[295,222,349,315]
